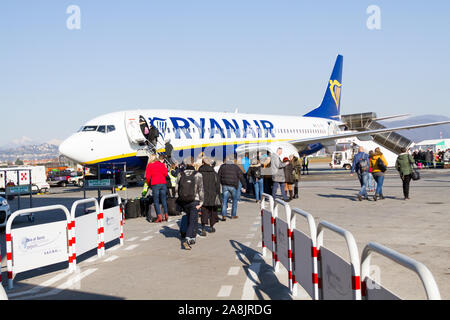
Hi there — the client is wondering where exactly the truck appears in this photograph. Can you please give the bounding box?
[0,166,51,197]
[330,148,356,170]
[47,169,72,187]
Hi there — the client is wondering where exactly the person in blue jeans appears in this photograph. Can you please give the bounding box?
[218,158,247,220]
[351,147,371,201]
[152,184,168,218]
[248,159,263,203]
[222,185,238,219]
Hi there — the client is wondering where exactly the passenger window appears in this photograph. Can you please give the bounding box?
[107,125,116,133]
[97,126,106,133]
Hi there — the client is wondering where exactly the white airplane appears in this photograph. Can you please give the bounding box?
[59,55,450,170]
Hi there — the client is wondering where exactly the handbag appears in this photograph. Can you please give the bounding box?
[410,164,420,181]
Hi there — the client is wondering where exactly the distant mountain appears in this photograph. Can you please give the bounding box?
[0,143,59,162]
[380,114,450,143]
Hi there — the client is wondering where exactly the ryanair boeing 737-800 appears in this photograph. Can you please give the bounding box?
[58,55,450,170]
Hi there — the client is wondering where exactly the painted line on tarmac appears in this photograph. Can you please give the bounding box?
[141,236,154,241]
[227,267,240,276]
[15,268,98,300]
[246,234,255,238]
[8,270,72,298]
[126,237,139,242]
[217,285,233,298]
[104,255,119,262]
[241,263,261,300]
[124,244,139,251]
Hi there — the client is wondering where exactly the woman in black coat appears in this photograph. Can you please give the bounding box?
[283,157,295,201]
[198,158,221,235]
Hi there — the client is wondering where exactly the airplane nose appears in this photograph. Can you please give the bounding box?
[59,136,82,163]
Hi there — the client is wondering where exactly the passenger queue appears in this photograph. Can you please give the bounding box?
[142,143,303,250]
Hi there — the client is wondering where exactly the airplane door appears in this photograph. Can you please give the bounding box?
[328,121,338,135]
[124,112,147,145]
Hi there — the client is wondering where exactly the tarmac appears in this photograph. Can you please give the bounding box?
[1,163,449,300]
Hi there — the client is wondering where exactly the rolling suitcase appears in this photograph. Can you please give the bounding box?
[167,197,181,216]
[125,199,140,219]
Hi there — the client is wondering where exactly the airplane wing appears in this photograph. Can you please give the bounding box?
[289,120,450,148]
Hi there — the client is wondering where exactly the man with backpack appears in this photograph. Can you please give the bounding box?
[176,157,204,250]
[351,146,371,201]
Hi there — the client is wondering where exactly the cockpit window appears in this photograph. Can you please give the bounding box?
[107,125,116,133]
[97,125,106,133]
[82,126,98,132]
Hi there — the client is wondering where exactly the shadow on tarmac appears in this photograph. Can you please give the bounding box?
[229,240,292,300]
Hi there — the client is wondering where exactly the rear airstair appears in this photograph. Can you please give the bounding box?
[340,112,413,154]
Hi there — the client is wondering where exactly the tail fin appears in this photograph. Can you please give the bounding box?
[304,55,343,119]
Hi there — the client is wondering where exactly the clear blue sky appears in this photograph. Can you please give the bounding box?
[1,1,449,146]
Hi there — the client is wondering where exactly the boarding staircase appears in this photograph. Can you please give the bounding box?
[340,112,413,154]
[136,139,173,166]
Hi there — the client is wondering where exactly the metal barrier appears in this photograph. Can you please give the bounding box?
[69,198,101,271]
[273,199,296,295]
[317,221,362,300]
[291,208,318,300]
[361,242,441,300]
[99,194,124,254]
[5,205,72,289]
[260,193,274,265]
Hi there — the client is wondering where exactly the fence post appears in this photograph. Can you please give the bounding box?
[361,242,441,300]
[317,220,361,300]
[291,208,319,300]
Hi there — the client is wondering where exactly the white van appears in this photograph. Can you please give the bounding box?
[0,166,50,194]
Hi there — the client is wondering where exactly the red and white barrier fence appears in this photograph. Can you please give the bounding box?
[99,194,124,252]
[273,199,296,295]
[5,205,72,290]
[291,208,318,300]
[316,221,362,300]
[69,198,101,271]
[361,242,441,300]
[260,193,274,262]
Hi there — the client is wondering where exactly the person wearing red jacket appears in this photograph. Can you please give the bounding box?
[146,154,169,222]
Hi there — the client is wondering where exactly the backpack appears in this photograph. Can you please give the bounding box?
[358,157,369,173]
[177,171,196,203]
[376,157,387,172]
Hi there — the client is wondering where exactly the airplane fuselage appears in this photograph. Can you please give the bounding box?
[59,109,341,170]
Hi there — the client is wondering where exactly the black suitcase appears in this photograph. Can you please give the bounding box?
[125,199,140,219]
[140,197,150,217]
[167,197,181,216]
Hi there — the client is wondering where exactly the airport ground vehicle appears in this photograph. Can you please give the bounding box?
[47,170,72,187]
[330,149,355,170]
[0,195,11,228]
[67,171,84,187]
[0,166,50,195]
